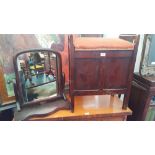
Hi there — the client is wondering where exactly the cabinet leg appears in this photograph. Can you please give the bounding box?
[70,96,74,113]
[142,95,152,121]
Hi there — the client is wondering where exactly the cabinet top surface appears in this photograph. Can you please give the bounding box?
[134,73,155,87]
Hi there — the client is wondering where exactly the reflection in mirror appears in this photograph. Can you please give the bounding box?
[16,51,57,103]
[13,49,70,120]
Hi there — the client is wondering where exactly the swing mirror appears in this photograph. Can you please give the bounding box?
[13,49,64,107]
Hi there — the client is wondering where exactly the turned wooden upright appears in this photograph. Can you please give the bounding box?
[68,35,140,112]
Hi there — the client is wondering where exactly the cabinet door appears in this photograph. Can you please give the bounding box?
[102,58,130,89]
[74,59,100,90]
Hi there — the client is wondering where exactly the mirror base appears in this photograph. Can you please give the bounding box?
[14,99,70,121]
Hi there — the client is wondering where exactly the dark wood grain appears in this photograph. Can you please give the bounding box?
[128,73,155,121]
[68,35,140,112]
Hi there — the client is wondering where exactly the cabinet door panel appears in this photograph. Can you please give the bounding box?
[74,59,100,90]
[103,58,130,89]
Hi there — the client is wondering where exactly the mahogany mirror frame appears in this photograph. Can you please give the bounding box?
[13,48,65,110]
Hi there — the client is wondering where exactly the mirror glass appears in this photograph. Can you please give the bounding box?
[147,35,155,66]
[140,34,155,76]
[16,50,58,103]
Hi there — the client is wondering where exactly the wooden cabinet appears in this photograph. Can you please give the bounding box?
[68,35,140,112]
[128,73,155,121]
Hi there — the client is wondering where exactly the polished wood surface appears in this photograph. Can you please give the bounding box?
[30,95,132,121]
[14,98,70,121]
